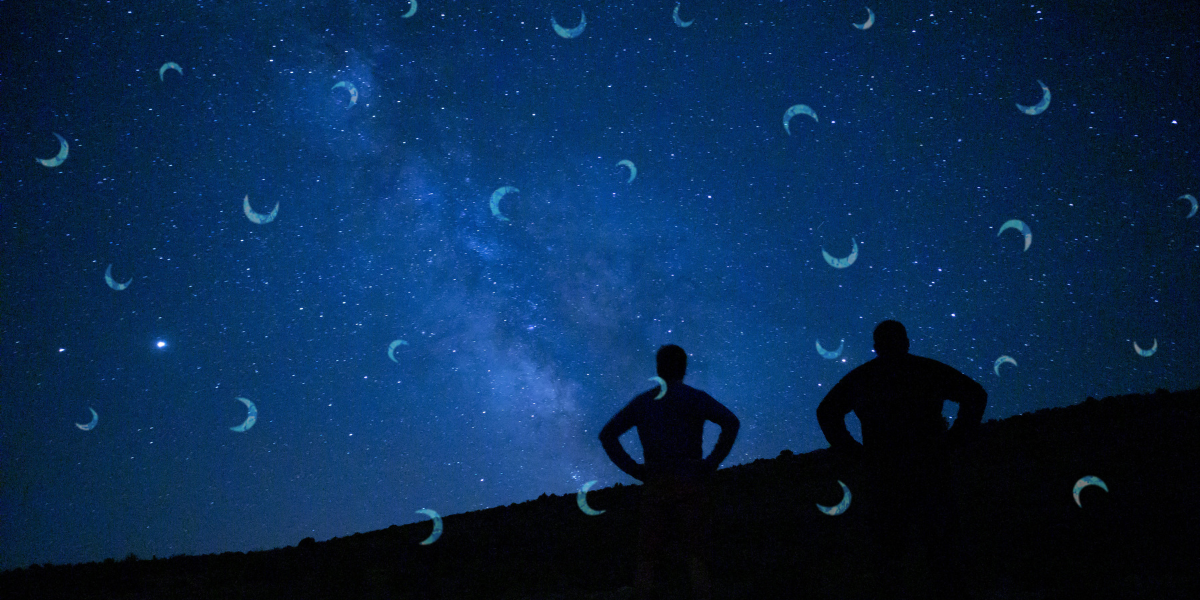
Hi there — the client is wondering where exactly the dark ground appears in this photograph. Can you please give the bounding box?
[3,387,1198,600]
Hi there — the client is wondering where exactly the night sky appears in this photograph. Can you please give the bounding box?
[2,0,1198,571]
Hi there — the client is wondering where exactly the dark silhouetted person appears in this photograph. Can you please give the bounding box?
[600,344,740,600]
[817,320,986,600]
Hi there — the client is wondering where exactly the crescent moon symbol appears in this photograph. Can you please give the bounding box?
[998,219,1032,251]
[490,186,517,222]
[783,104,818,135]
[993,355,1017,377]
[230,397,258,432]
[1133,339,1157,357]
[1073,475,1108,507]
[1178,194,1198,218]
[1016,80,1051,115]
[388,339,408,363]
[551,10,587,39]
[617,159,637,183]
[673,3,694,28]
[816,480,852,515]
[36,133,69,167]
[853,7,875,30]
[821,238,858,268]
[159,62,183,81]
[76,407,99,431]
[815,339,844,360]
[105,264,133,291]
[577,480,606,516]
[332,81,358,107]
[648,376,668,399]
[416,508,443,545]
[243,195,280,224]
[401,0,417,19]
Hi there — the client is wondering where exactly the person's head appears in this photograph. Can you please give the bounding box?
[873,320,910,357]
[656,344,687,381]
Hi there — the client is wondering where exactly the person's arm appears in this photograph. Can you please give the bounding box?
[599,401,647,481]
[942,365,987,444]
[700,398,740,473]
[816,378,865,459]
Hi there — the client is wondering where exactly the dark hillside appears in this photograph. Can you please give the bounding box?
[4,388,1198,599]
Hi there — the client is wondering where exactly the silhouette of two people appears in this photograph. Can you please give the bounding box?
[599,323,985,600]
[600,344,740,600]
[818,320,987,600]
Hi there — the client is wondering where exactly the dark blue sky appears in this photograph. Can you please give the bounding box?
[2,0,1197,570]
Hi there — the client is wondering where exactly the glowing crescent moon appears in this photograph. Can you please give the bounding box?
[1178,194,1198,218]
[104,264,133,291]
[673,3,694,27]
[998,219,1032,251]
[76,407,99,431]
[648,376,668,400]
[815,339,844,360]
[1016,80,1051,115]
[617,159,637,183]
[230,397,257,432]
[551,10,586,39]
[1133,339,1157,357]
[816,480,851,515]
[577,480,606,516]
[783,104,818,135]
[853,7,875,30]
[490,186,517,222]
[1073,475,1108,507]
[332,81,358,107]
[388,339,408,363]
[243,195,279,224]
[158,62,183,81]
[821,238,858,268]
[416,508,443,545]
[36,133,69,167]
[401,0,417,19]
[993,355,1017,377]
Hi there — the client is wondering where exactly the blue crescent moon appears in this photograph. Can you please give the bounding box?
[551,10,586,39]
[1177,194,1197,218]
[821,238,858,268]
[1016,80,1051,115]
[332,81,358,106]
[243,195,279,224]
[490,186,517,222]
[104,264,133,291]
[783,104,818,135]
[159,62,183,81]
[673,3,694,27]
[998,219,1032,251]
[416,508,443,545]
[816,480,852,515]
[815,339,844,359]
[577,480,606,516]
[76,407,99,431]
[1133,339,1157,357]
[388,339,408,363]
[994,355,1017,376]
[617,159,637,183]
[36,133,69,167]
[1073,476,1108,507]
[853,7,875,30]
[401,0,417,19]
[649,376,667,399]
[230,397,257,432]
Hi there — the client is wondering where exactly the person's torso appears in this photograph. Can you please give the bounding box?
[633,382,714,467]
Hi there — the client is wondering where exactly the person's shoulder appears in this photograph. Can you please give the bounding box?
[677,382,714,400]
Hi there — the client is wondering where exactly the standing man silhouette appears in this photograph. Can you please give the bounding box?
[600,344,740,600]
[817,320,986,600]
